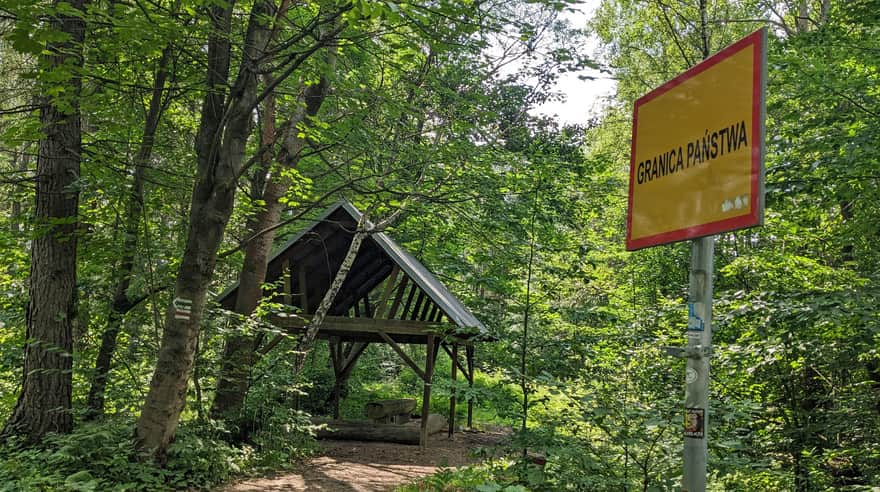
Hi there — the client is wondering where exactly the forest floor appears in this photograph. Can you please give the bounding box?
[218,426,509,491]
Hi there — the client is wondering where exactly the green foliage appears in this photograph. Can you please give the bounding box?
[398,460,522,492]
[0,0,878,489]
[0,418,252,491]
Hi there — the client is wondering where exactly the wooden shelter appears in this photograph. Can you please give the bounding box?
[218,201,489,447]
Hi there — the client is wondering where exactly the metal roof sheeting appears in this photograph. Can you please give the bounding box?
[217,200,488,336]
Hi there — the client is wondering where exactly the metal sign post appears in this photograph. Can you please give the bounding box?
[683,236,713,491]
[625,29,766,491]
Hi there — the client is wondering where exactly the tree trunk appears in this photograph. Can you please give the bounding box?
[365,399,417,421]
[85,46,172,420]
[209,86,278,423]
[135,0,273,460]
[796,0,810,33]
[211,65,334,421]
[9,143,30,234]
[294,216,369,374]
[1,0,86,443]
[313,413,447,444]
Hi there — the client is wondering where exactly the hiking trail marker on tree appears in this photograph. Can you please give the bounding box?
[626,29,767,492]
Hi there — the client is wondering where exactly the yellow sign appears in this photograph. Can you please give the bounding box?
[626,29,766,250]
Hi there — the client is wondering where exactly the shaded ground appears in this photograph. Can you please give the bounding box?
[219,427,507,492]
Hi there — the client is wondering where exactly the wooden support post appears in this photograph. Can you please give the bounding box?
[298,265,309,314]
[441,344,469,384]
[340,342,369,377]
[330,338,343,419]
[328,341,369,419]
[363,296,372,318]
[449,343,458,437]
[282,259,292,305]
[466,345,474,428]
[420,334,436,449]
[377,329,426,381]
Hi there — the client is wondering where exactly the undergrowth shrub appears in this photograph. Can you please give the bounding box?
[0,414,315,491]
[399,460,522,492]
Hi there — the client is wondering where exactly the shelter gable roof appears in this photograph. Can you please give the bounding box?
[217,201,487,337]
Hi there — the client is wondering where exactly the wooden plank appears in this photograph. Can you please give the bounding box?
[268,314,474,345]
[410,292,426,320]
[466,345,474,428]
[427,304,439,322]
[272,314,446,335]
[449,343,458,437]
[400,282,418,320]
[420,334,436,449]
[387,276,408,320]
[418,299,433,321]
[376,329,426,381]
[282,259,292,305]
[373,266,400,319]
[442,343,469,377]
[298,265,309,313]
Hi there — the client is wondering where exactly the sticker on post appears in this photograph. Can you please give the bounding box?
[684,408,705,438]
[686,367,698,384]
[173,297,193,320]
[687,303,704,332]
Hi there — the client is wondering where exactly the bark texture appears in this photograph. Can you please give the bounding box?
[313,414,447,444]
[294,215,369,373]
[85,46,171,420]
[1,0,86,443]
[211,44,336,421]
[135,0,273,460]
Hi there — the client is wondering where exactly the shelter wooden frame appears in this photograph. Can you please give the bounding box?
[218,201,489,447]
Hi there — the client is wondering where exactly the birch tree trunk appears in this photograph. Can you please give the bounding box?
[291,208,405,374]
[294,215,369,374]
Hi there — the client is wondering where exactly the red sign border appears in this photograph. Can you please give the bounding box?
[626,29,767,251]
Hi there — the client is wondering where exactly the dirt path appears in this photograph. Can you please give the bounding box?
[219,428,507,492]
